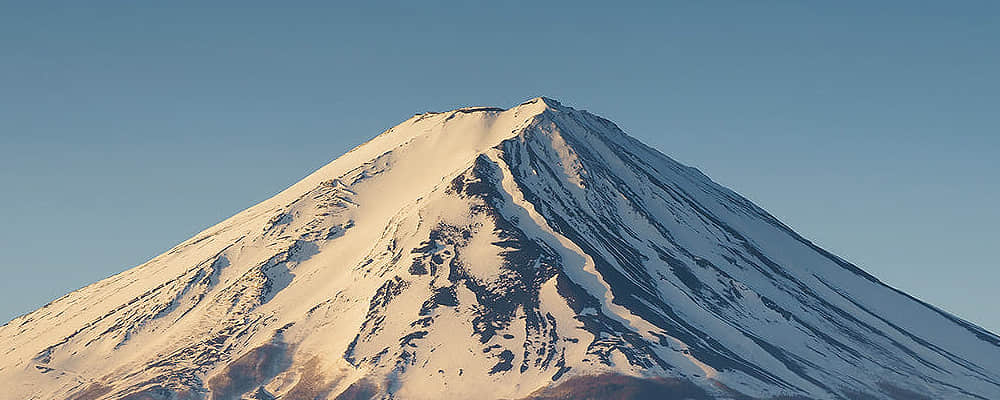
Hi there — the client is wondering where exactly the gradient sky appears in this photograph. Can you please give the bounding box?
[1,2,997,334]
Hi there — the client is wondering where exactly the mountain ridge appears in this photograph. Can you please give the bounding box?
[1,97,998,400]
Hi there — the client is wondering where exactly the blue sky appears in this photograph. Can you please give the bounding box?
[1,2,997,333]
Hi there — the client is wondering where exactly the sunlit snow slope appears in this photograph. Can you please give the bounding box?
[2,98,998,400]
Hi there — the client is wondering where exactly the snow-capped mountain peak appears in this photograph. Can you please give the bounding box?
[2,98,998,400]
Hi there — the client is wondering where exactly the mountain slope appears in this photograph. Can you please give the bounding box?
[1,97,998,400]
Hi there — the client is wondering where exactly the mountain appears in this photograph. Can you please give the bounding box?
[2,97,998,400]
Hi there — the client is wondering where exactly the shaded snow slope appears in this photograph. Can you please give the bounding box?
[1,97,998,400]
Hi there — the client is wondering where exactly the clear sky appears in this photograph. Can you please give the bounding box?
[1,2,997,334]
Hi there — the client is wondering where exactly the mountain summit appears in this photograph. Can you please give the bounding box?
[2,98,998,400]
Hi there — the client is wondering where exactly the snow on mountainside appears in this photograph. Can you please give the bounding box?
[1,97,998,400]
